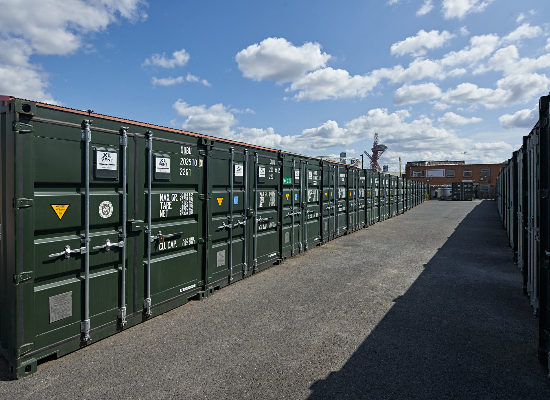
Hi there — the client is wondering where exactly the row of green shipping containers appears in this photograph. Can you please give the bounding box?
[0,98,429,378]
[496,94,550,374]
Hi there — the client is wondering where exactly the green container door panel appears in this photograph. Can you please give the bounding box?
[255,203,279,268]
[33,267,121,350]
[207,150,246,286]
[304,163,321,248]
[305,188,321,247]
[253,153,281,270]
[148,139,204,305]
[281,188,301,257]
[282,159,303,257]
[30,126,130,350]
[336,170,347,237]
[34,137,83,184]
[349,172,355,232]
[321,164,336,242]
[255,230,279,266]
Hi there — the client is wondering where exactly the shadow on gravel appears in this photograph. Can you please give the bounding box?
[0,356,11,382]
[309,201,550,399]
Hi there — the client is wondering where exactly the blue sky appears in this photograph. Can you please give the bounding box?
[1,0,549,171]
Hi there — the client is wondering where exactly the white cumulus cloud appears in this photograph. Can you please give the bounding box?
[442,0,495,19]
[438,112,482,125]
[236,37,331,83]
[152,76,184,86]
[441,34,499,67]
[286,68,381,101]
[0,0,147,103]
[484,45,550,76]
[173,100,237,137]
[394,83,442,105]
[441,73,550,108]
[186,74,211,86]
[416,0,434,16]
[499,107,538,129]
[228,121,354,153]
[391,30,455,56]
[503,23,543,43]
[143,49,190,68]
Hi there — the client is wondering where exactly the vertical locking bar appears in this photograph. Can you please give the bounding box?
[119,127,128,326]
[144,131,152,317]
[292,159,295,255]
[81,120,91,342]
[229,147,234,282]
[304,161,308,250]
[253,152,258,271]
[332,165,336,239]
[336,165,339,236]
[243,149,248,276]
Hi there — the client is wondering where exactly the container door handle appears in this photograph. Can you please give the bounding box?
[93,239,124,251]
[49,245,86,259]
[151,230,184,242]
[218,222,232,230]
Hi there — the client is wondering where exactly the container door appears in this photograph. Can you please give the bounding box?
[346,169,354,232]
[397,178,405,214]
[206,147,246,289]
[146,138,204,305]
[252,152,281,271]
[304,161,321,249]
[373,173,380,222]
[321,163,336,243]
[358,170,366,229]
[379,175,386,221]
[33,121,129,350]
[336,166,347,237]
[282,158,303,258]
[364,170,374,226]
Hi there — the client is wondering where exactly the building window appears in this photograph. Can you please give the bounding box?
[480,168,490,178]
[446,169,455,178]
[411,170,424,177]
[463,169,472,177]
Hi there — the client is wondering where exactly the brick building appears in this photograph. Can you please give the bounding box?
[405,160,505,199]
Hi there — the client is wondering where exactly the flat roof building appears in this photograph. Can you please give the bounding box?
[405,160,505,199]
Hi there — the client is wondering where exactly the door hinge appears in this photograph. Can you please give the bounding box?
[13,198,34,209]
[12,122,34,134]
[14,271,33,285]
[15,342,34,358]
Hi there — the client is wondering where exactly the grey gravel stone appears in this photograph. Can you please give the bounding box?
[0,200,548,399]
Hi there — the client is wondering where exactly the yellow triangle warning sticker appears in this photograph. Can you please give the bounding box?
[325,192,328,197]
[286,193,289,200]
[51,204,69,220]
[217,198,223,206]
